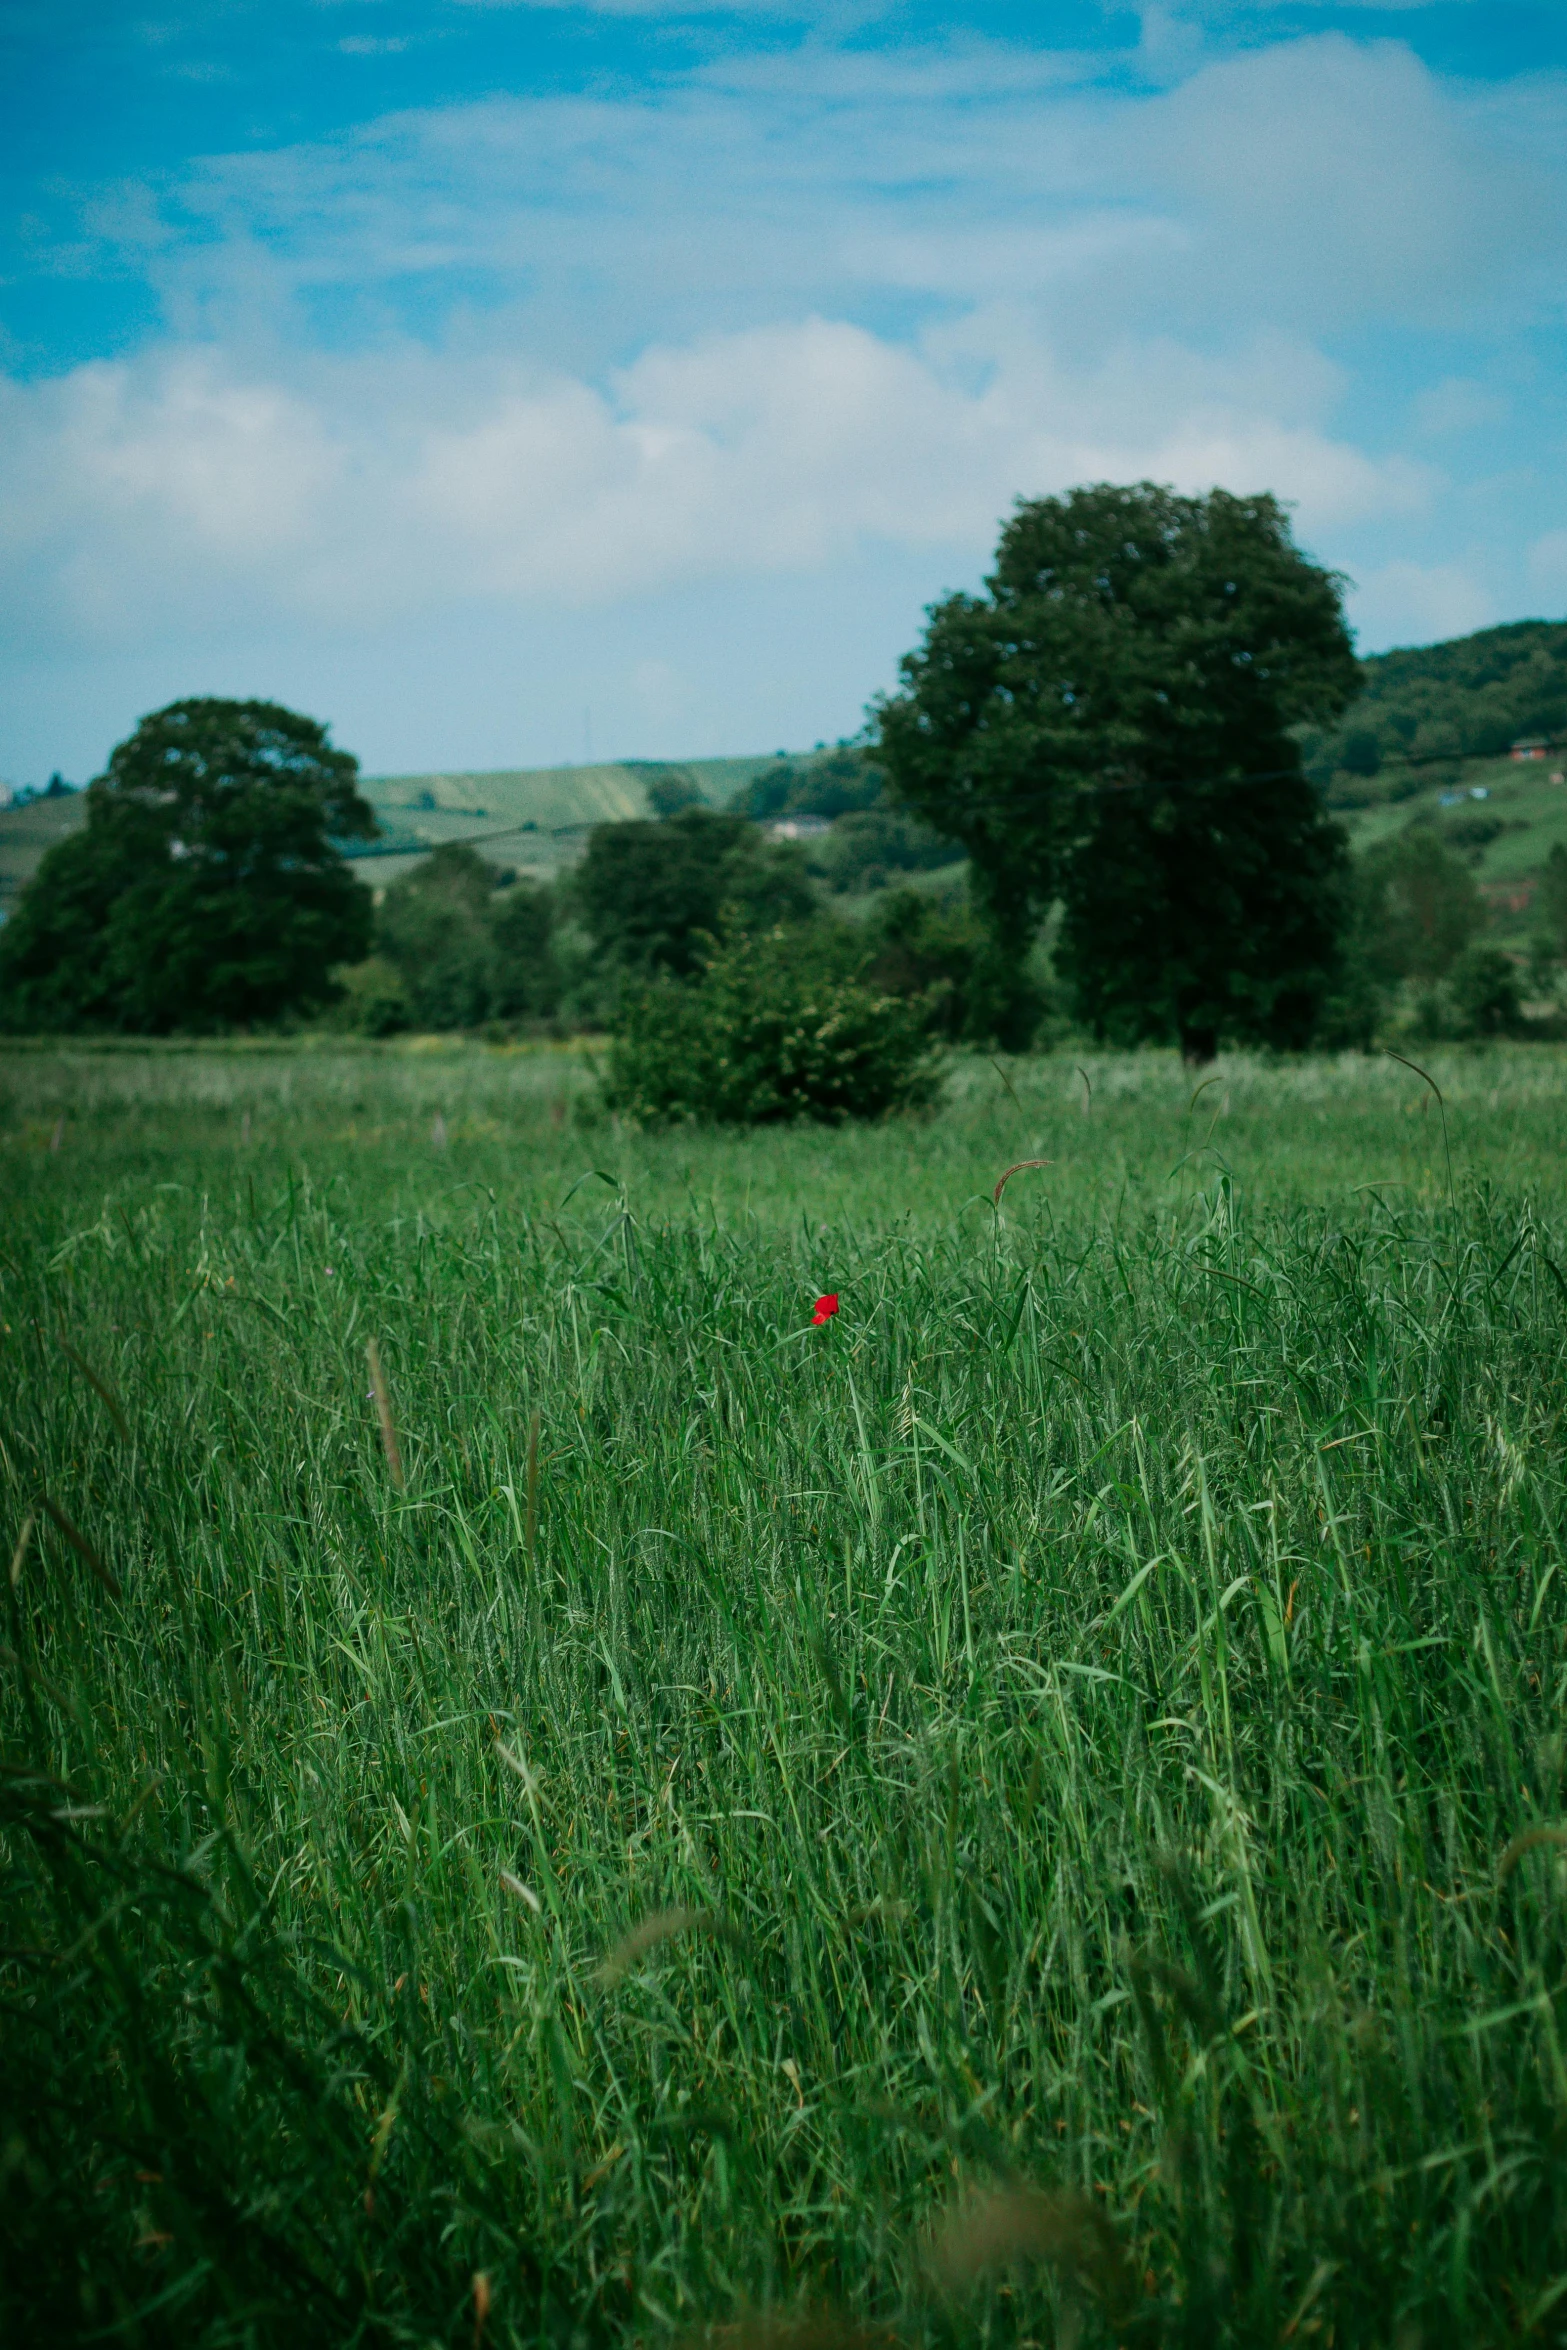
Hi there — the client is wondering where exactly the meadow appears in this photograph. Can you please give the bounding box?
[5,1037,1567,2348]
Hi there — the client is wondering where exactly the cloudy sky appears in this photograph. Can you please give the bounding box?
[2,0,1564,783]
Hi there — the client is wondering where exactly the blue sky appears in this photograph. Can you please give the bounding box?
[2,0,1564,782]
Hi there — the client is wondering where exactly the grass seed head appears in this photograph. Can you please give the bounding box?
[596,1905,741,1985]
[365,1337,405,1490]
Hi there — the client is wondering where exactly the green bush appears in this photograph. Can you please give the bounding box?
[863,885,1046,1049]
[1448,942,1523,1037]
[331,952,410,1035]
[605,925,940,1124]
[371,845,562,1031]
[811,805,964,894]
[574,808,812,981]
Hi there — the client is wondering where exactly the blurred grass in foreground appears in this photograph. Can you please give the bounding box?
[4,1040,1567,2347]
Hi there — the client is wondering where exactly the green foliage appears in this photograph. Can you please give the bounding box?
[1309,617,1567,777]
[488,876,559,1018]
[863,885,1045,1048]
[812,806,964,895]
[605,923,940,1122]
[574,808,813,980]
[1537,841,1567,953]
[643,766,706,819]
[730,744,885,822]
[1355,825,1483,985]
[1447,941,1523,1037]
[372,844,560,1031]
[377,843,500,1029]
[0,699,375,1033]
[8,1044,1567,2348]
[875,482,1360,1061]
[1337,725,1382,778]
[331,952,411,1037]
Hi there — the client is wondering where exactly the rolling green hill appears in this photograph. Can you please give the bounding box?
[1309,617,1567,781]
[0,755,804,908]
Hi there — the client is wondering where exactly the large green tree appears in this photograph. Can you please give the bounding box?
[874,483,1362,1060]
[0,699,376,1032]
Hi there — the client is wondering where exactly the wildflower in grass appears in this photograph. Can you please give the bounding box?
[811,1293,840,1325]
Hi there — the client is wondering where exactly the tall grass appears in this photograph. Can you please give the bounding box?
[4,1040,1567,2347]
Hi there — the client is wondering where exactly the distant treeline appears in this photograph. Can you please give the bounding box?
[1306,619,1567,799]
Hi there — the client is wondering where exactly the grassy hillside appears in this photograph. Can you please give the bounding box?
[0,757,804,905]
[356,756,794,882]
[1335,748,1567,938]
[0,792,87,917]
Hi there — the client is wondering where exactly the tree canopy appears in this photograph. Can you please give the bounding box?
[0,698,376,1032]
[372,842,559,1031]
[573,807,812,980]
[874,482,1361,1060]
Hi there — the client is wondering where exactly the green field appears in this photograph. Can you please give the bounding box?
[6,1040,1567,2347]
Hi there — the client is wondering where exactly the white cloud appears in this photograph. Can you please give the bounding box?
[0,314,1434,652]
[1347,558,1496,649]
[1111,34,1560,335]
[67,31,1561,374]
[4,19,1564,767]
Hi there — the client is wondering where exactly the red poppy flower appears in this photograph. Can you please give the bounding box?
[811,1293,840,1325]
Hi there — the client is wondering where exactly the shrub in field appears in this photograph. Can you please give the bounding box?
[1448,940,1523,1036]
[811,805,963,895]
[605,924,940,1122]
[331,950,411,1035]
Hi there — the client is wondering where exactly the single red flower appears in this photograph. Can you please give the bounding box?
[810,1293,839,1325]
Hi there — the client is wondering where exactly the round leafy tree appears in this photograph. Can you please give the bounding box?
[0,698,376,1032]
[874,483,1362,1061]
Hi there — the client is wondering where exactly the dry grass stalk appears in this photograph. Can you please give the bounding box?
[9,1510,34,1590]
[1498,1823,1567,1883]
[993,1159,1052,1207]
[39,1495,122,1600]
[596,1905,738,1986]
[366,1338,405,1490]
[471,2270,491,2349]
[925,2182,1132,2316]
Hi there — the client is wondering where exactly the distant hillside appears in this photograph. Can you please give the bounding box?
[361,755,790,833]
[0,792,88,915]
[1307,619,1567,789]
